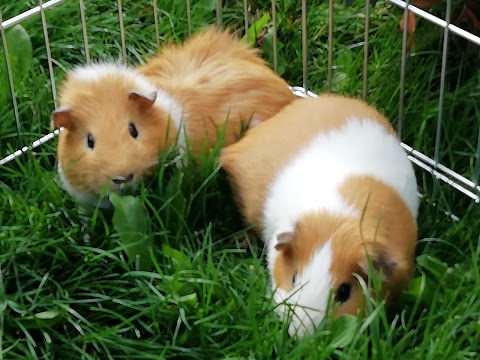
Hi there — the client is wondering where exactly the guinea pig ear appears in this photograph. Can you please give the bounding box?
[359,243,398,281]
[274,231,296,252]
[51,107,74,129]
[129,90,157,110]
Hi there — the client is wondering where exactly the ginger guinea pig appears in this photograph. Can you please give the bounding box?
[52,26,295,207]
[219,95,419,338]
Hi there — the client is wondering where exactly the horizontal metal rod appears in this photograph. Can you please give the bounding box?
[0,0,68,30]
[401,143,479,192]
[388,0,480,46]
[0,128,62,166]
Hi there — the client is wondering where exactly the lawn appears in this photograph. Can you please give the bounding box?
[0,0,479,359]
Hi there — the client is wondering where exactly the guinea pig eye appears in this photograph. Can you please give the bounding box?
[334,283,351,304]
[292,271,297,285]
[129,123,138,139]
[86,133,95,149]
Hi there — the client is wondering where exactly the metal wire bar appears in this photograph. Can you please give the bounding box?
[78,0,90,64]
[216,0,222,27]
[397,0,410,140]
[401,142,479,198]
[433,0,451,166]
[0,0,478,207]
[388,0,480,46]
[0,130,62,167]
[474,123,480,187]
[0,10,22,147]
[403,144,480,203]
[362,0,370,99]
[39,0,58,109]
[243,0,248,41]
[153,0,160,48]
[327,0,334,93]
[271,0,278,72]
[186,0,192,36]
[301,0,308,92]
[117,0,127,63]
[0,0,67,30]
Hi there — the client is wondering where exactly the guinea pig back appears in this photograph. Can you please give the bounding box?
[219,95,419,338]
[52,26,294,206]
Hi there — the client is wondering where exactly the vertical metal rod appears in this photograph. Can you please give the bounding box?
[152,0,159,48]
[186,0,192,36]
[434,0,451,166]
[301,0,308,92]
[117,0,127,63]
[362,0,370,99]
[327,0,334,93]
[243,0,249,43]
[0,10,22,147]
[473,121,480,188]
[398,0,410,139]
[39,0,58,109]
[78,0,90,64]
[216,0,222,27]
[271,0,278,73]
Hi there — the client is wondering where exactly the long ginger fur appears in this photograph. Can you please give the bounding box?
[53,26,295,203]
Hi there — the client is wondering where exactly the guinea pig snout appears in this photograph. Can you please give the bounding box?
[111,173,134,185]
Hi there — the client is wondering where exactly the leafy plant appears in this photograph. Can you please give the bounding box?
[110,193,154,271]
[0,24,32,106]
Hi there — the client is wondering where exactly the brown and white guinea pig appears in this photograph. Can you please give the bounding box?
[219,95,419,338]
[51,26,295,207]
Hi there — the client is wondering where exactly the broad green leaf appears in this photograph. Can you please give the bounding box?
[5,24,33,79]
[329,314,357,349]
[162,243,189,265]
[243,13,271,48]
[0,24,33,105]
[110,193,153,271]
[15,308,65,330]
[416,254,448,281]
[403,275,435,304]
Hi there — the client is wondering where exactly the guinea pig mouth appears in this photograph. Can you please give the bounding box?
[111,174,134,185]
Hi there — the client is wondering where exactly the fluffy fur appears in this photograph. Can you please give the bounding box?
[220,95,419,338]
[52,26,295,206]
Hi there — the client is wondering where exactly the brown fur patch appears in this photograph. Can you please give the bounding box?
[219,95,394,233]
[138,26,295,156]
[56,26,294,196]
[272,175,417,317]
[56,75,174,195]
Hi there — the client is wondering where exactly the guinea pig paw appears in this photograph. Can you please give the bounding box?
[248,118,262,128]
[288,313,314,339]
[272,288,288,304]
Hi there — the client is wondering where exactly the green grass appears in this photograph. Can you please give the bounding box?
[1,0,479,358]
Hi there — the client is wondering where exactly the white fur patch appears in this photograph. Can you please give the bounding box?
[274,240,334,338]
[70,62,157,94]
[248,118,262,128]
[57,162,111,208]
[154,88,187,153]
[264,117,419,337]
[263,117,419,247]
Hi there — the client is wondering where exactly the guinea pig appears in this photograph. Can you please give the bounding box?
[219,95,419,338]
[51,26,295,207]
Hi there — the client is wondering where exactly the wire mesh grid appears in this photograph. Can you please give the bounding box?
[0,0,479,205]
